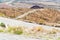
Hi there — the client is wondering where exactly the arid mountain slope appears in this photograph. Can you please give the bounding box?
[0,7,60,26]
[18,8,60,26]
[0,8,31,18]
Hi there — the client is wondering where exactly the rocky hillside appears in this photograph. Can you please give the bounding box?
[0,8,31,18]
[0,7,60,27]
[18,8,60,26]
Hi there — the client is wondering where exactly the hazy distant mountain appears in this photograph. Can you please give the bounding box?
[0,0,60,3]
[0,0,60,10]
